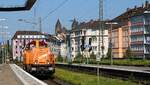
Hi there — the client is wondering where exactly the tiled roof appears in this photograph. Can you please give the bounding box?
[114,1,150,21]
[71,20,109,32]
[47,34,61,42]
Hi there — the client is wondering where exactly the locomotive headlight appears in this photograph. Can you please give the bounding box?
[35,60,38,64]
[47,60,50,64]
[48,67,53,71]
[31,67,36,71]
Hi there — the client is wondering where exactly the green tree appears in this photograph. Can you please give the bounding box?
[74,52,83,63]
[107,48,112,59]
[56,55,63,62]
[124,47,133,60]
[90,52,96,60]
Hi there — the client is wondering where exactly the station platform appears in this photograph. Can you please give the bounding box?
[0,64,47,85]
[0,64,22,85]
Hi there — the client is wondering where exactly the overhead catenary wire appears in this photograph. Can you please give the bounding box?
[42,0,69,22]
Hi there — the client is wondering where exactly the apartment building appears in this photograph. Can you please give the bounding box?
[54,19,68,58]
[70,19,109,60]
[110,22,130,58]
[130,11,150,59]
[111,1,150,59]
[11,31,47,61]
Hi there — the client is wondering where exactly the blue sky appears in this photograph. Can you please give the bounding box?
[0,0,149,42]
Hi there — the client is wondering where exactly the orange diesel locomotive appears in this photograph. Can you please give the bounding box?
[23,40,55,76]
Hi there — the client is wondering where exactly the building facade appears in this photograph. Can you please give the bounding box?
[54,19,68,58]
[70,19,109,60]
[130,12,150,59]
[110,22,130,58]
[47,34,61,58]
[111,1,150,59]
[12,31,47,61]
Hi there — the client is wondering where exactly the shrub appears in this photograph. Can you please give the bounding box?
[56,55,63,62]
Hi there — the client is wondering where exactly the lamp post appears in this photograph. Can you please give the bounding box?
[106,22,118,65]
[66,31,72,63]
[0,18,7,64]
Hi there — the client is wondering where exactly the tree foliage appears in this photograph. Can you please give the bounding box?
[75,52,83,61]
[124,47,133,60]
[107,48,112,59]
[56,55,63,62]
[90,52,96,59]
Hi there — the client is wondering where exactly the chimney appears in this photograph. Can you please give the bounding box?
[90,19,93,23]
[126,8,130,11]
[134,5,137,9]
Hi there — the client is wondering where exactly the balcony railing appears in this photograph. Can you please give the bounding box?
[131,31,144,35]
[131,41,144,45]
[131,22,144,26]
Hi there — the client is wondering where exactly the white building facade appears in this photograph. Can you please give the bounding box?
[70,20,109,60]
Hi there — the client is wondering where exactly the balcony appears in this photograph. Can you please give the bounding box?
[131,50,144,54]
[131,22,144,26]
[131,31,144,35]
[144,51,150,54]
[131,41,144,45]
[144,41,150,44]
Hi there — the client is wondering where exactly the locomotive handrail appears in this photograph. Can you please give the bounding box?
[10,64,47,85]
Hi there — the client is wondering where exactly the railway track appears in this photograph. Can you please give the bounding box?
[56,63,150,85]
[41,76,70,85]
[18,64,69,85]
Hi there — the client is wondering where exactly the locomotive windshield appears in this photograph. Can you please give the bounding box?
[25,40,48,50]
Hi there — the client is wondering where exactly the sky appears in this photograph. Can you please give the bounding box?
[0,0,149,42]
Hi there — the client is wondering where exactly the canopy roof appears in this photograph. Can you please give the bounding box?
[0,0,36,11]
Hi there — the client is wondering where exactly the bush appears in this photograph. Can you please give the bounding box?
[56,55,63,62]
[90,52,96,60]
[74,53,83,62]
[107,48,112,59]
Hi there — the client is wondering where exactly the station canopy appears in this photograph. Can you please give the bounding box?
[0,0,36,11]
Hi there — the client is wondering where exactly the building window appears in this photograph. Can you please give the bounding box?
[22,35,25,38]
[29,35,33,38]
[71,40,74,44]
[131,35,144,42]
[131,16,143,23]
[34,35,37,38]
[92,46,97,51]
[131,45,144,51]
[17,35,21,38]
[72,47,74,51]
[92,36,97,42]
[25,35,29,38]
[146,36,150,43]
[42,35,45,38]
[80,31,82,35]
[72,55,74,57]
[37,35,40,38]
